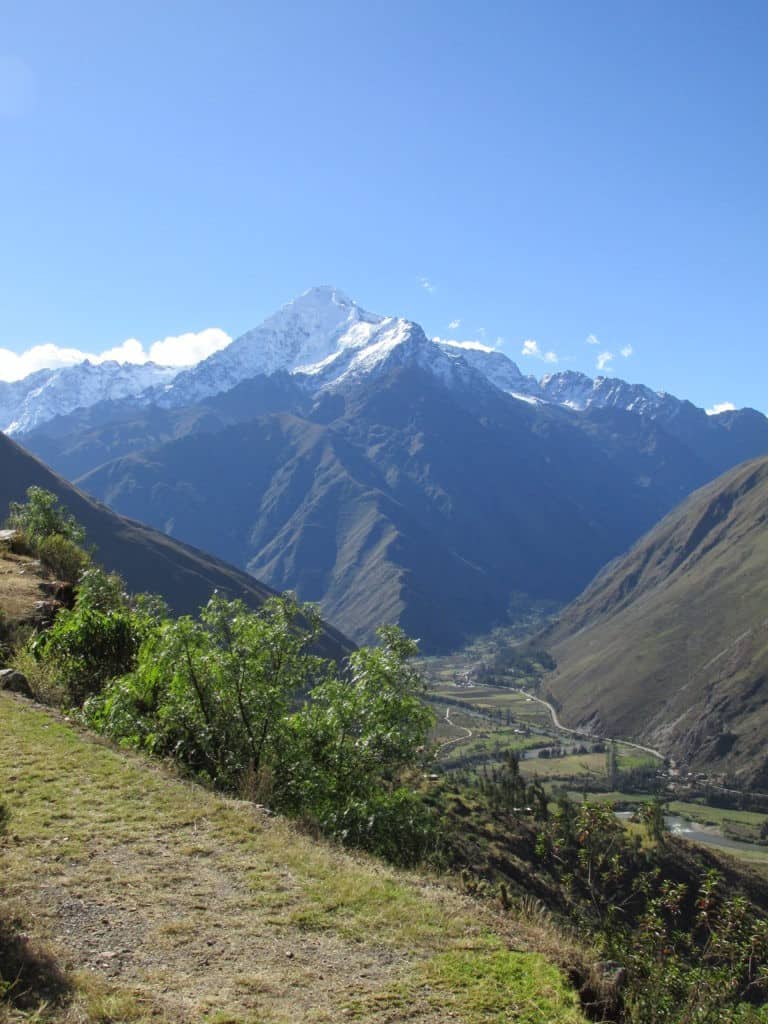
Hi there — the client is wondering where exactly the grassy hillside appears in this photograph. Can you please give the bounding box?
[0,692,587,1024]
[0,432,352,662]
[543,456,768,783]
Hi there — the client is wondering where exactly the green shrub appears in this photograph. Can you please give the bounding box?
[37,534,90,583]
[34,606,146,705]
[6,487,85,549]
[10,648,64,705]
[85,598,437,862]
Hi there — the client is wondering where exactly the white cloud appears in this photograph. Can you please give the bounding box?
[436,337,495,354]
[419,277,435,293]
[621,344,634,358]
[147,328,230,366]
[586,333,600,346]
[596,351,614,372]
[521,339,558,364]
[448,319,461,330]
[706,402,736,416]
[0,328,232,382]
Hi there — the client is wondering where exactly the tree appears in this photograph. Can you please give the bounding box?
[6,487,85,549]
[89,594,324,789]
[640,796,667,844]
[286,625,436,861]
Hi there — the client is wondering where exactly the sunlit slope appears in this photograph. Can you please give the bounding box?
[544,456,768,783]
[0,693,587,1024]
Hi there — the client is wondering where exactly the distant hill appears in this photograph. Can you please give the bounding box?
[543,456,768,784]
[0,432,352,662]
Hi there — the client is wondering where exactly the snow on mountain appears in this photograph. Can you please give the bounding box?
[538,370,677,417]
[154,286,385,408]
[291,317,503,400]
[435,340,542,397]
[2,360,178,435]
[3,286,752,437]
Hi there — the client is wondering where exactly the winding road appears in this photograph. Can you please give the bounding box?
[511,687,665,761]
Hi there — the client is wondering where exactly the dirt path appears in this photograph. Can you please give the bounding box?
[437,705,474,756]
[1,693,587,1024]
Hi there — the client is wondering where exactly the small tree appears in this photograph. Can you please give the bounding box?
[640,795,667,845]
[6,487,85,550]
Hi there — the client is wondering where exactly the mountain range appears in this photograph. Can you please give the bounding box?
[542,456,768,784]
[8,286,768,650]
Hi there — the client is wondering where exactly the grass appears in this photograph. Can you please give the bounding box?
[0,692,587,1023]
[521,753,607,781]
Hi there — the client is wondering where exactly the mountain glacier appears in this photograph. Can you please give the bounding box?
[0,360,178,435]
[0,286,760,435]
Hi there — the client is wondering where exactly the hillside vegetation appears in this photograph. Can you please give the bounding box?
[0,693,587,1024]
[544,456,768,782]
[6,488,768,1023]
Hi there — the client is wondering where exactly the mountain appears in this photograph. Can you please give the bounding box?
[10,286,768,651]
[542,456,768,783]
[0,431,351,661]
[74,333,749,649]
[152,286,386,407]
[0,360,178,435]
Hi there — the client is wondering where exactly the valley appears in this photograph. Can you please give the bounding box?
[421,631,768,868]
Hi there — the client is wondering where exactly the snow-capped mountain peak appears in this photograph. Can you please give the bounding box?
[0,360,179,435]
[154,286,386,408]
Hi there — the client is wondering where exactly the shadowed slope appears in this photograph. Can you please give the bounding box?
[0,432,352,661]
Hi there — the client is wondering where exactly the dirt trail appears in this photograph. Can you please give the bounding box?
[0,694,483,1022]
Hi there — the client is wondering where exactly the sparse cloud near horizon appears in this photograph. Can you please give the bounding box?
[586,333,600,346]
[419,277,436,294]
[621,344,633,358]
[596,351,614,372]
[448,319,461,330]
[706,401,736,416]
[0,327,232,381]
[522,339,558,364]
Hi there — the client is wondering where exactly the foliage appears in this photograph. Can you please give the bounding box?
[86,594,321,786]
[31,568,156,705]
[475,750,548,821]
[6,486,85,550]
[533,797,768,1021]
[285,626,437,861]
[619,869,768,1023]
[36,533,91,583]
[85,601,436,862]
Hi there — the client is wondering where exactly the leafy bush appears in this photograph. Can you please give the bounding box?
[36,534,90,583]
[86,594,323,786]
[6,487,85,549]
[533,798,768,1021]
[85,598,436,861]
[31,568,156,705]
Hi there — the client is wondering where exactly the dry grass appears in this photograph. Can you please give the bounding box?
[0,693,587,1023]
[0,551,47,624]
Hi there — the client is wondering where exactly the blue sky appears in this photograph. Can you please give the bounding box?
[1,1,766,412]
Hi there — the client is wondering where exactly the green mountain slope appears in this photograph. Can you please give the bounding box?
[544,456,768,782]
[0,692,587,1023]
[0,431,351,661]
